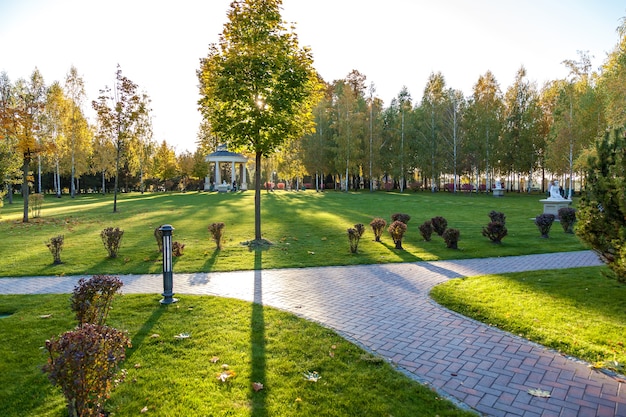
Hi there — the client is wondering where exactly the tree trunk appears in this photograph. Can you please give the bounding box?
[22,156,30,223]
[254,151,262,242]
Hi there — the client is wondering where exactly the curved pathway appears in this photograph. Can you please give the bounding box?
[1,250,624,416]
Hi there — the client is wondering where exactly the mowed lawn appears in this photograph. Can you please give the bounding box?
[0,190,587,277]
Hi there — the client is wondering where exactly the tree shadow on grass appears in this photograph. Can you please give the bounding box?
[250,249,267,416]
[124,305,166,362]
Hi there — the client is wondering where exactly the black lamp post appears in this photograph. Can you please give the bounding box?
[159,224,178,305]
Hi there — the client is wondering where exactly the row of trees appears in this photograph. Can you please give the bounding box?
[0,65,211,221]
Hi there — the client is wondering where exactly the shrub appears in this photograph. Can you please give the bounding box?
[419,220,433,241]
[100,227,124,258]
[347,224,365,254]
[443,228,460,249]
[154,226,164,252]
[370,218,387,242]
[577,128,626,282]
[431,216,448,236]
[208,222,225,250]
[535,214,555,238]
[488,210,506,225]
[46,235,64,265]
[391,213,411,224]
[71,275,123,326]
[482,221,508,244]
[29,193,44,218]
[388,220,407,250]
[173,241,185,256]
[43,323,131,417]
[558,207,576,233]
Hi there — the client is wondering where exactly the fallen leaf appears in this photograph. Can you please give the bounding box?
[174,333,190,339]
[252,382,264,392]
[329,351,335,358]
[528,388,551,398]
[140,406,148,413]
[39,314,52,319]
[221,364,229,369]
[210,356,219,363]
[308,251,315,255]
[331,345,337,349]
[134,363,141,369]
[150,334,160,339]
[303,371,321,382]
[217,370,236,382]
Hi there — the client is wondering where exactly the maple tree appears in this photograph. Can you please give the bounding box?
[198,0,322,244]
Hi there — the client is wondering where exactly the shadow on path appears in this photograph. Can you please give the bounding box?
[251,250,267,417]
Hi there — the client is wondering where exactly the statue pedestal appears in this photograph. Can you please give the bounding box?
[540,198,572,219]
[492,188,504,197]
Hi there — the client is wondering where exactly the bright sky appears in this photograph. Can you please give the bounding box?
[1,0,624,154]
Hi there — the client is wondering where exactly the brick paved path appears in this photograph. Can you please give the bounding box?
[1,250,624,416]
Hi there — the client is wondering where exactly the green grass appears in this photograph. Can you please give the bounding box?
[431,266,626,371]
[0,190,587,277]
[0,294,476,417]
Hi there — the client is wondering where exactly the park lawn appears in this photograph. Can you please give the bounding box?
[0,294,476,417]
[431,266,626,371]
[0,190,587,277]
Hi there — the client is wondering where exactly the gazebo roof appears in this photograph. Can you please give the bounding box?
[206,144,248,163]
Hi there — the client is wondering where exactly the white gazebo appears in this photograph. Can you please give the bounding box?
[205,144,249,191]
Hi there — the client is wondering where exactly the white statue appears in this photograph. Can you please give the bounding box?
[549,180,562,200]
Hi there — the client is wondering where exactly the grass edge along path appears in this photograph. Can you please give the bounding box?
[430,265,626,373]
[0,294,477,417]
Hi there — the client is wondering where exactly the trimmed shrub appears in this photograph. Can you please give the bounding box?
[370,217,387,242]
[173,241,185,256]
[391,213,411,224]
[388,220,407,250]
[46,235,64,265]
[347,224,365,254]
[488,210,506,225]
[208,222,225,250]
[558,207,576,233]
[535,214,555,238]
[71,275,123,326]
[29,193,44,218]
[154,226,164,252]
[482,221,508,244]
[431,216,448,236]
[100,227,124,258]
[419,220,433,241]
[43,323,130,417]
[443,228,460,249]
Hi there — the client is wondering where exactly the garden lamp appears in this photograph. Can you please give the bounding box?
[159,224,178,305]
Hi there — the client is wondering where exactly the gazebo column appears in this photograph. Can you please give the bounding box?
[215,162,221,185]
[231,161,236,187]
[241,164,248,190]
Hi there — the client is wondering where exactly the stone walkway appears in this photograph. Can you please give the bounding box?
[2,250,625,416]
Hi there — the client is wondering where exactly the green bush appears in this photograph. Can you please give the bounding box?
[43,324,130,417]
[443,228,460,249]
[419,220,433,241]
[208,222,225,250]
[558,207,576,233]
[430,216,448,236]
[578,127,626,282]
[388,220,407,250]
[45,235,64,265]
[100,227,124,258]
[71,275,123,326]
[369,217,387,242]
